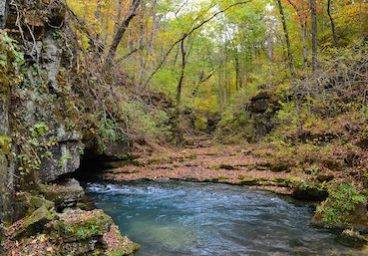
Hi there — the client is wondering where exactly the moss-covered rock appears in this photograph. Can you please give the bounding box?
[47,209,112,242]
[13,192,54,222]
[292,181,328,201]
[271,177,298,188]
[103,225,140,256]
[56,238,99,256]
[240,177,267,185]
[4,208,140,256]
[337,229,368,248]
[39,178,84,211]
[8,205,57,240]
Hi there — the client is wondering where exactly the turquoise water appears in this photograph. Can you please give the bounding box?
[86,181,359,256]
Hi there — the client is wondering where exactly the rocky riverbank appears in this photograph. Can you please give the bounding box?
[94,144,322,198]
[92,143,368,249]
[2,178,139,256]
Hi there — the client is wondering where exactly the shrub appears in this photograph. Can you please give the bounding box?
[315,183,367,225]
[0,31,24,88]
[120,100,172,141]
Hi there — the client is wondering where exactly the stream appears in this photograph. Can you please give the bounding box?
[86,181,360,256]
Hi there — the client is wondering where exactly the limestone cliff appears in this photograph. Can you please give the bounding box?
[0,0,138,255]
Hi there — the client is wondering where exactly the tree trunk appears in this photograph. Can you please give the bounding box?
[286,0,308,68]
[233,48,242,90]
[327,0,338,48]
[276,0,295,78]
[138,6,147,85]
[359,0,363,40]
[114,0,123,35]
[94,0,102,36]
[176,39,187,108]
[106,0,142,63]
[310,0,318,79]
[302,21,308,68]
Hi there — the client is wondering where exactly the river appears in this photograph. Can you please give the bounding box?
[86,181,360,256]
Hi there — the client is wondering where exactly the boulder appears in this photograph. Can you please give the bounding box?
[248,92,272,113]
[246,91,280,139]
[6,209,139,256]
[337,229,368,248]
[47,209,112,242]
[13,192,54,222]
[9,205,57,240]
[39,179,84,211]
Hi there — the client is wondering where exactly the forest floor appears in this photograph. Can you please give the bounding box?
[97,141,309,195]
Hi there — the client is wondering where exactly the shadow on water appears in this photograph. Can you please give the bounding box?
[86,181,362,256]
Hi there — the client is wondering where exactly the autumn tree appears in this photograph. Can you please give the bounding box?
[106,0,142,62]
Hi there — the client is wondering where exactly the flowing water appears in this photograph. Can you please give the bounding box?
[86,181,361,256]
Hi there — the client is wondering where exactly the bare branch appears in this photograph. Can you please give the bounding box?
[142,1,252,89]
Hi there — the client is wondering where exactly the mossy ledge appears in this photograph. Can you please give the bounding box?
[3,196,139,255]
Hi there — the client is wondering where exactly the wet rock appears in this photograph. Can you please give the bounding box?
[240,178,261,186]
[337,229,368,248]
[292,182,328,201]
[39,179,84,211]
